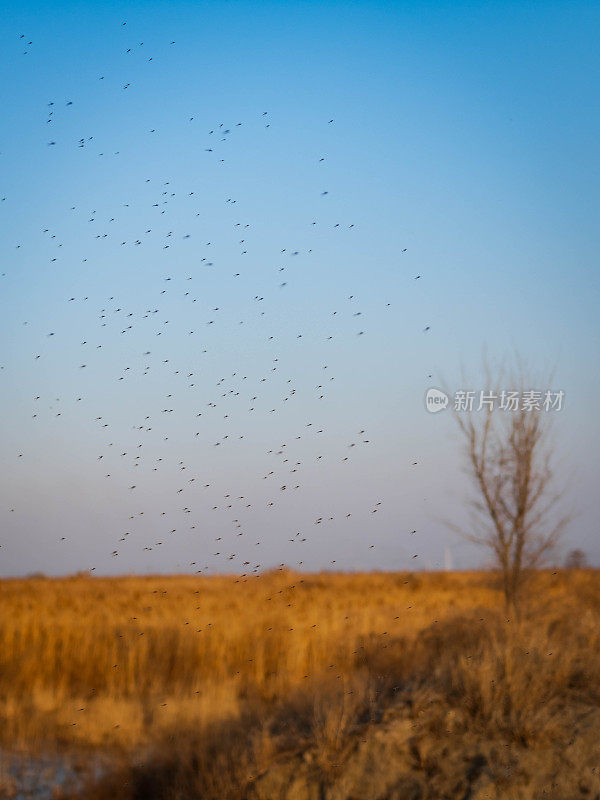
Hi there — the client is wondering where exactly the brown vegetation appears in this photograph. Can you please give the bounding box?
[1,568,599,799]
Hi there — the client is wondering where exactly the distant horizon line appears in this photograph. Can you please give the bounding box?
[2,564,596,581]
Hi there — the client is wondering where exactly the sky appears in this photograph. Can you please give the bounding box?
[0,0,598,576]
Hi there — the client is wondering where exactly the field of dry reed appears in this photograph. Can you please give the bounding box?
[1,568,599,799]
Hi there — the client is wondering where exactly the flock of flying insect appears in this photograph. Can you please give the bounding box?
[4,22,431,577]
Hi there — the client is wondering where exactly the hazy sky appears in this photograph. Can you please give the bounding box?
[1,0,598,576]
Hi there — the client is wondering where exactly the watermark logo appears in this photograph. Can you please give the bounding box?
[425,388,564,413]
[425,388,449,413]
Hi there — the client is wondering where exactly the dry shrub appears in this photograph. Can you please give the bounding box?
[413,607,600,744]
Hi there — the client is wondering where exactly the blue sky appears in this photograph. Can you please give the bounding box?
[1,0,598,575]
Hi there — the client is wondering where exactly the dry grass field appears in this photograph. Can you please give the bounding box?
[1,568,599,799]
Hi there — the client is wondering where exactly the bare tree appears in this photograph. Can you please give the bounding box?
[565,548,587,570]
[448,361,569,613]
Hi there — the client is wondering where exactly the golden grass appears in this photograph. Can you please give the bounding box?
[0,569,493,747]
[1,568,599,798]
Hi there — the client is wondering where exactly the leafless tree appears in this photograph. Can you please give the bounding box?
[448,360,570,613]
[565,548,587,570]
